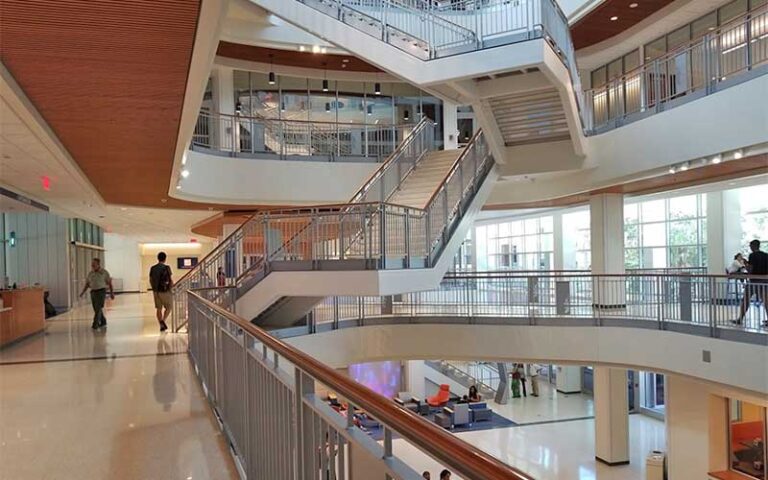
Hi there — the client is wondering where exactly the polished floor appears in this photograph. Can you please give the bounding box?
[0,294,237,480]
[395,414,665,480]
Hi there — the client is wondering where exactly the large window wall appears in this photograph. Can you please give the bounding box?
[232,71,444,147]
[475,216,554,271]
[624,194,707,270]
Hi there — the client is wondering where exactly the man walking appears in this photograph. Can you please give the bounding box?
[735,239,768,326]
[149,252,174,332]
[79,258,114,330]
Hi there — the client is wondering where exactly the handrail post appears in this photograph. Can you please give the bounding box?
[379,205,387,269]
[404,209,410,268]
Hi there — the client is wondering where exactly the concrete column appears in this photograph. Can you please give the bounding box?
[442,101,459,150]
[212,66,235,151]
[590,193,626,307]
[666,375,729,479]
[594,367,629,466]
[553,211,564,270]
[707,190,743,274]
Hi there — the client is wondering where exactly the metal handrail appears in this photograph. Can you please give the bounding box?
[189,290,532,480]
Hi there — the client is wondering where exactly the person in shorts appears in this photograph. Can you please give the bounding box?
[149,252,174,332]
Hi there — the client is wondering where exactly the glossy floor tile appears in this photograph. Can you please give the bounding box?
[0,293,187,364]
[0,295,237,480]
[394,414,666,480]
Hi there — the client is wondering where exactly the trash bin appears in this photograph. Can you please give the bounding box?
[646,450,665,480]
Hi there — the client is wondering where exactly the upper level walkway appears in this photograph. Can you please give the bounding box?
[0,294,237,480]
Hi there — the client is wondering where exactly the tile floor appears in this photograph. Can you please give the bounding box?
[0,293,237,480]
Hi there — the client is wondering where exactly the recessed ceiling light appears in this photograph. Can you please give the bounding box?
[733,150,743,159]
[629,3,638,7]
[610,16,619,21]
[176,185,182,190]
[668,167,676,174]
[321,47,327,54]
[680,163,689,171]
[299,45,306,52]
[120,207,128,211]
[181,169,190,178]
[312,45,320,54]
[711,155,722,164]
[342,59,349,63]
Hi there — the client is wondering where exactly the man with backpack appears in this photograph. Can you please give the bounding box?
[149,251,173,332]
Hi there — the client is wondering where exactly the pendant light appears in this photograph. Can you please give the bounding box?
[403,110,410,121]
[322,63,329,92]
[268,54,276,85]
[325,102,331,113]
[366,104,373,116]
[374,82,381,95]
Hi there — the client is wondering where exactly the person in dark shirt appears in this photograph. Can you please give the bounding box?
[149,252,174,332]
[735,239,768,326]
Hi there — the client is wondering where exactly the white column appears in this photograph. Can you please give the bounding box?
[442,101,459,150]
[594,367,629,466]
[553,211,564,270]
[666,375,729,479]
[212,66,235,151]
[707,191,725,274]
[590,193,626,307]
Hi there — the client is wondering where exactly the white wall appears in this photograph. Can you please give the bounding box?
[2,212,69,309]
[104,234,142,293]
[177,150,379,205]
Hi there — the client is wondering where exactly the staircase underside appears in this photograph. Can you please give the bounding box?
[488,88,570,146]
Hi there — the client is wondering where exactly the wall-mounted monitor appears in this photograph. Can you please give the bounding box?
[177,257,198,270]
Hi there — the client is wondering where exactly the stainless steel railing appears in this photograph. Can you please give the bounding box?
[187,290,532,480]
[583,6,768,132]
[305,272,768,340]
[172,128,494,331]
[192,110,417,161]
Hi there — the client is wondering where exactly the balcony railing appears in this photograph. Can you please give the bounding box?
[301,272,768,342]
[192,110,418,161]
[187,289,531,480]
[584,6,768,133]
[172,125,494,331]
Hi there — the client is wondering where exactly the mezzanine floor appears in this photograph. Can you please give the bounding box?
[0,294,237,480]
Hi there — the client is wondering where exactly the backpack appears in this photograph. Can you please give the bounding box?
[157,265,171,292]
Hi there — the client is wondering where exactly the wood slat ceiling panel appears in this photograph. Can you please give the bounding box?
[0,0,203,208]
[216,42,384,73]
[571,0,677,50]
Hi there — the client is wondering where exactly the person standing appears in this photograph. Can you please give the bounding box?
[79,258,114,330]
[727,253,747,274]
[517,363,528,397]
[216,266,226,287]
[527,364,540,397]
[149,252,174,332]
[735,239,768,326]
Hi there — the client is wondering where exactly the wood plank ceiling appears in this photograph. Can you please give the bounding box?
[217,42,383,73]
[571,0,677,50]
[0,0,207,208]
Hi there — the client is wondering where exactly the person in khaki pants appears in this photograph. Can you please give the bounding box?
[527,364,540,397]
[149,252,174,332]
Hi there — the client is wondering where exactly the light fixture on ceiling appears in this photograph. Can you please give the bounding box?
[668,166,676,174]
[403,110,410,121]
[733,150,743,159]
[325,102,331,113]
[366,104,373,116]
[680,162,689,171]
[312,45,321,54]
[299,45,306,52]
[176,185,182,190]
[268,54,276,85]
[322,63,329,92]
[321,47,327,54]
[280,100,286,112]
[610,16,619,21]
[181,169,190,178]
[711,155,722,164]
[374,82,381,95]
[629,3,638,7]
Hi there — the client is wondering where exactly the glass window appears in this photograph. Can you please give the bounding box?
[625,203,639,223]
[251,72,278,118]
[308,78,337,123]
[644,36,667,61]
[692,11,718,38]
[641,199,666,222]
[233,70,251,113]
[591,66,607,88]
[608,58,624,80]
[540,216,554,233]
[667,25,691,51]
[279,76,309,122]
[642,223,666,247]
[719,0,748,23]
[623,50,641,73]
[669,195,698,219]
[668,220,698,245]
[728,400,766,480]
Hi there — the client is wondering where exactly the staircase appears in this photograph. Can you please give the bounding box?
[389,149,462,209]
[173,117,497,330]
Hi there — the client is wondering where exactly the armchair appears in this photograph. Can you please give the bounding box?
[394,392,428,415]
[434,403,471,429]
[427,384,451,407]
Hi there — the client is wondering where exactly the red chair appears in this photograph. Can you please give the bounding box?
[427,384,451,407]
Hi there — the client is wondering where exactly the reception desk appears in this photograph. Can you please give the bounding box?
[0,288,45,348]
